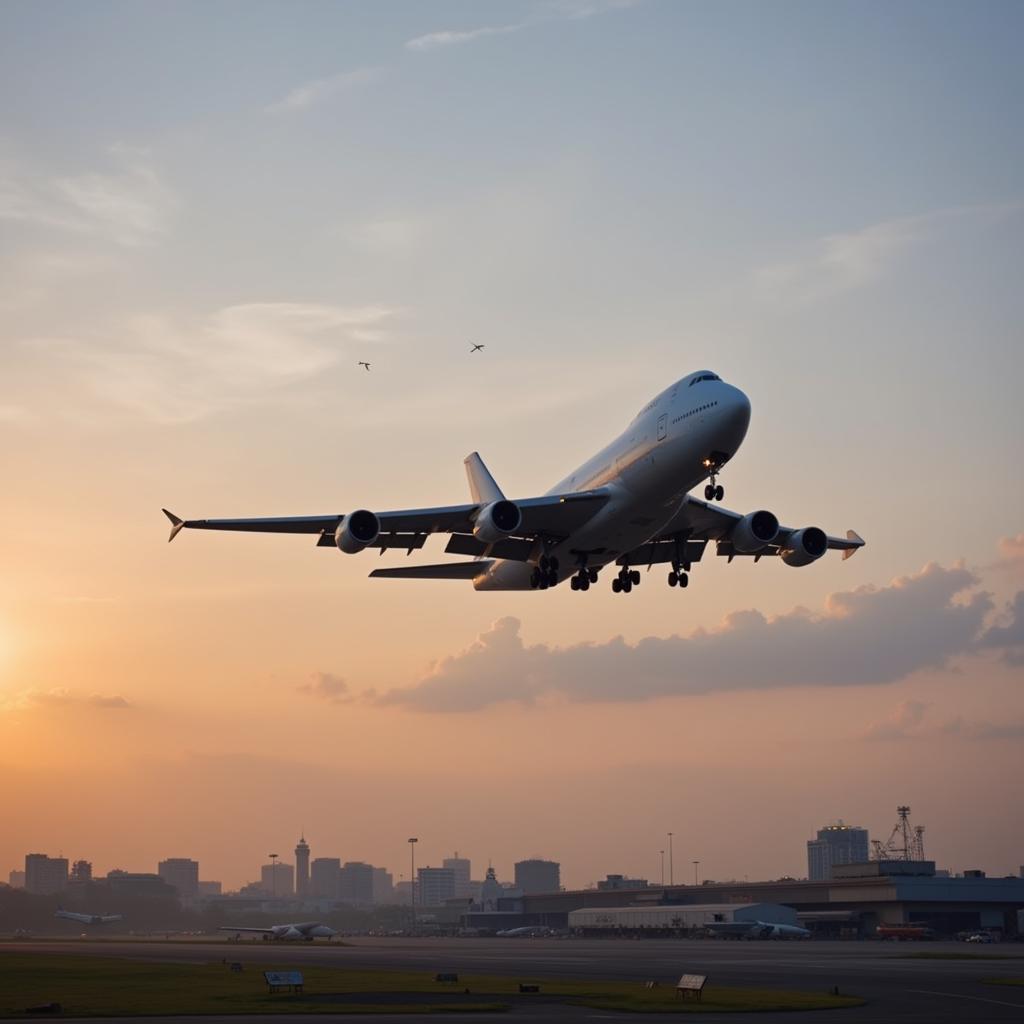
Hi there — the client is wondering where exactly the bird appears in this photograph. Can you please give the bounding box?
[358,361,371,371]
[470,343,484,353]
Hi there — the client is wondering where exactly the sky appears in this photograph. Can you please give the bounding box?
[1,0,1022,891]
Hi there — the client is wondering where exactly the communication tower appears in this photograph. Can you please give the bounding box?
[871,805,926,861]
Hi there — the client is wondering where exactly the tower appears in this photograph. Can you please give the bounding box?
[295,834,310,897]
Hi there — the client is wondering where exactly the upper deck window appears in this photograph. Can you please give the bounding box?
[689,373,720,386]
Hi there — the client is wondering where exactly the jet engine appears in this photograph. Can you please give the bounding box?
[779,527,827,567]
[282,926,303,940]
[731,510,780,553]
[334,509,380,553]
[473,499,522,543]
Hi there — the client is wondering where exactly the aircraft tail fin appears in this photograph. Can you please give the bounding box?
[463,452,505,505]
[162,509,185,543]
[842,529,865,560]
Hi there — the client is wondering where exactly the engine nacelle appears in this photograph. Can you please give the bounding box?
[731,510,780,553]
[780,527,827,567]
[473,499,522,544]
[334,509,380,553]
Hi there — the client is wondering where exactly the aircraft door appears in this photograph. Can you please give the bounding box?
[657,413,667,442]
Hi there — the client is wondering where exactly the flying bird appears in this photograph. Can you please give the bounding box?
[470,343,484,353]
[358,361,371,371]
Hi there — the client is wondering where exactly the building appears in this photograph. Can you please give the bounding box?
[372,866,394,904]
[444,855,472,899]
[479,866,503,910]
[105,871,176,897]
[514,859,560,894]
[570,902,797,933]
[8,870,25,889]
[417,867,456,906]
[158,858,199,898]
[310,858,341,899]
[69,860,92,884]
[260,861,294,897]
[807,822,869,881]
[597,874,649,891]
[25,854,68,895]
[294,835,310,897]
[339,862,375,906]
[198,880,222,896]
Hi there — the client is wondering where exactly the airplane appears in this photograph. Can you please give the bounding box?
[162,369,864,593]
[358,361,371,371]
[55,907,123,926]
[470,343,485,353]
[220,921,338,941]
[704,920,811,940]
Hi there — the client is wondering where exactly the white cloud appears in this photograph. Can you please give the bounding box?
[297,672,351,704]
[863,699,930,740]
[36,301,396,423]
[264,67,380,114]
[0,146,175,246]
[404,0,640,51]
[379,562,998,712]
[754,203,1024,306]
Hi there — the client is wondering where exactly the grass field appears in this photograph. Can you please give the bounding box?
[0,953,865,1016]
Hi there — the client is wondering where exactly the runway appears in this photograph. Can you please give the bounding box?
[4,937,1023,1023]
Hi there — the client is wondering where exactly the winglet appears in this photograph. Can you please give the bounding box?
[842,529,865,560]
[162,508,185,543]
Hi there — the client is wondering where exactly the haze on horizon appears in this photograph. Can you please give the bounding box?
[1,0,1022,892]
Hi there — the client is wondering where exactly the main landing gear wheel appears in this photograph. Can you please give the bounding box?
[613,567,639,594]
[571,574,591,592]
[668,569,689,588]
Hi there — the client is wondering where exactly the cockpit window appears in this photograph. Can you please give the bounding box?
[689,373,720,386]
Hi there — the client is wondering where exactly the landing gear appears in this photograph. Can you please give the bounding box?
[612,567,641,594]
[667,567,689,588]
[568,556,598,593]
[704,479,725,502]
[530,554,560,590]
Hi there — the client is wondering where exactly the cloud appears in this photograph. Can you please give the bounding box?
[989,533,1024,575]
[404,0,639,51]
[264,67,380,114]
[754,203,1024,306]
[297,672,351,704]
[863,699,930,740]
[977,590,1024,665]
[378,562,996,712]
[940,716,1024,740]
[0,146,175,246]
[2,688,134,712]
[35,300,395,423]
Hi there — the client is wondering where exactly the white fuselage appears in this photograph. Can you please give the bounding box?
[477,371,751,590]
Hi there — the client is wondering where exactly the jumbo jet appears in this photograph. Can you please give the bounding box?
[163,370,863,591]
[220,921,337,941]
[55,907,123,926]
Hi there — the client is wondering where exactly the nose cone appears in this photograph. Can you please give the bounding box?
[727,385,751,440]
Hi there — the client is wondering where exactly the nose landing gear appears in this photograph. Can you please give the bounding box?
[702,456,727,501]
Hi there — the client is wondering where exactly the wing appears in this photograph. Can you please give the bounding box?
[163,489,610,559]
[218,926,274,933]
[622,494,864,565]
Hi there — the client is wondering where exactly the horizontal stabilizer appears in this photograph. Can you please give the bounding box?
[369,560,493,581]
[162,508,184,543]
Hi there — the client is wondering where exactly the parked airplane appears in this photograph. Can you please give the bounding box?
[220,921,337,941]
[163,370,863,592]
[55,907,123,926]
[705,920,811,939]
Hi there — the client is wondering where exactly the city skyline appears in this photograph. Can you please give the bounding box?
[2,1,1022,890]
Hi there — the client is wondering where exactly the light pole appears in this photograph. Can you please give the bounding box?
[693,860,700,887]
[667,833,674,887]
[408,838,418,933]
[659,850,665,886]
[268,853,278,899]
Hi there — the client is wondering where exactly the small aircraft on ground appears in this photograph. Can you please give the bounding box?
[220,921,338,941]
[55,907,123,926]
[704,920,811,939]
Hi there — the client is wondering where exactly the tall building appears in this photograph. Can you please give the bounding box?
[25,854,68,894]
[69,860,92,884]
[479,865,503,910]
[8,870,25,889]
[514,859,560,894]
[444,854,472,899]
[339,862,375,905]
[372,866,393,904]
[158,858,199,898]
[295,835,310,896]
[807,822,870,881]
[310,857,341,899]
[260,861,294,897]
[417,866,456,906]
